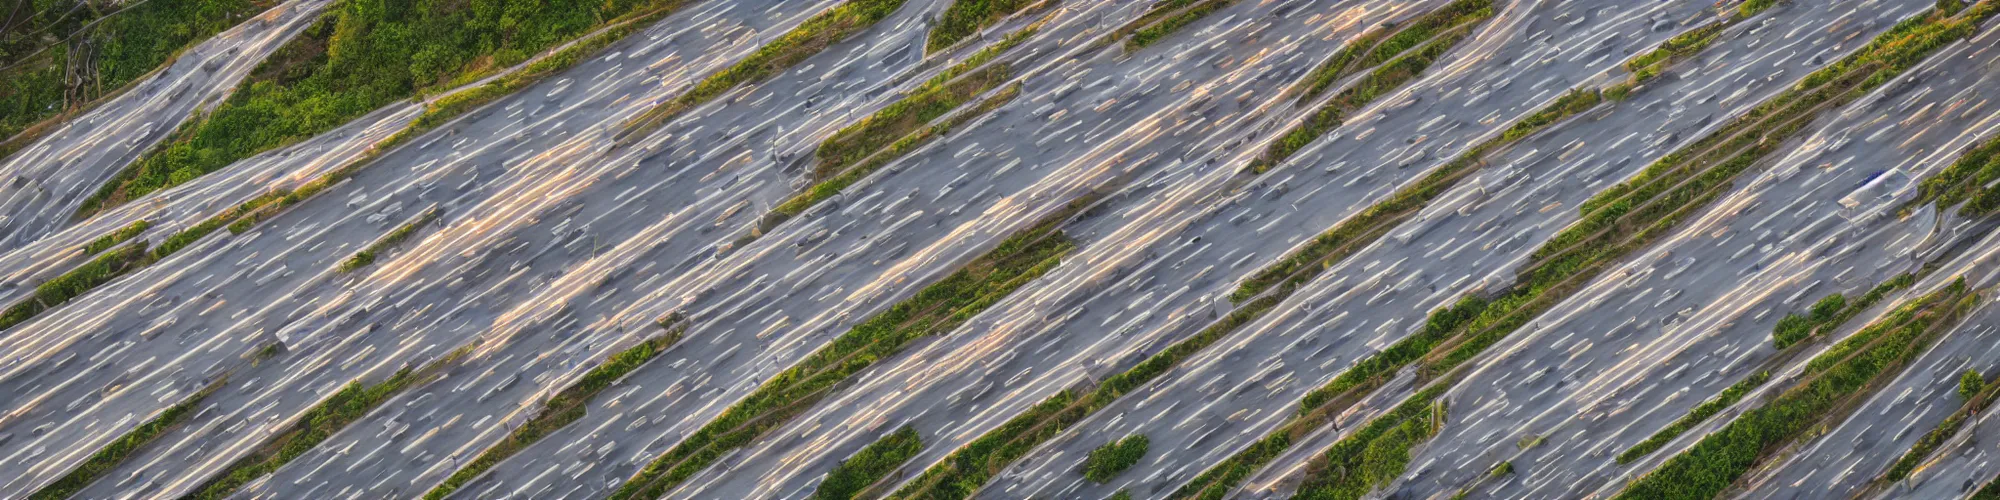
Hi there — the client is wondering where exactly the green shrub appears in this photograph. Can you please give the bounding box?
[1963,369,1986,400]
[1082,435,1148,483]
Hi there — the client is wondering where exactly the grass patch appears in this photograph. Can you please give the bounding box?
[1615,370,1772,464]
[1290,388,1449,500]
[1124,0,1233,51]
[926,0,1037,53]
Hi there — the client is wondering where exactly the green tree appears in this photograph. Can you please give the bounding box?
[1963,369,1986,400]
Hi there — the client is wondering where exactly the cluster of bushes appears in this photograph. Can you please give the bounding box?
[1912,122,2000,215]
[1082,435,1148,483]
[338,205,438,272]
[1616,279,1977,499]
[1290,389,1448,500]
[1290,0,1492,102]
[1125,0,1233,51]
[1772,294,1846,348]
[812,426,924,500]
[619,0,911,143]
[424,327,686,500]
[80,219,151,256]
[612,202,1078,500]
[81,0,680,216]
[1250,4,1491,174]
[1615,370,1771,464]
[0,0,268,163]
[188,365,432,499]
[29,379,223,500]
[926,0,1037,53]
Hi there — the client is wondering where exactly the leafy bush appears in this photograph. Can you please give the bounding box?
[1963,369,1986,400]
[81,219,151,256]
[1082,435,1148,483]
[927,0,1036,53]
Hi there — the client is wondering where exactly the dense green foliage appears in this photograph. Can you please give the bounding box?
[1614,279,1978,499]
[339,205,438,272]
[618,0,910,143]
[812,426,924,500]
[1739,0,1780,18]
[1251,3,1489,174]
[1082,435,1148,483]
[1616,370,1772,464]
[612,201,1078,500]
[1291,0,1492,103]
[1913,118,2000,215]
[423,328,686,500]
[1,0,269,161]
[926,0,1035,53]
[29,380,222,500]
[185,365,432,500]
[1291,389,1448,500]
[80,219,151,255]
[1963,369,1987,400]
[83,0,676,215]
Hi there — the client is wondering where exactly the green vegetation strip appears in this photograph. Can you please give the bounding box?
[777,84,1021,224]
[610,198,1082,499]
[1250,0,1492,174]
[1125,0,1234,51]
[815,63,1013,181]
[29,379,224,500]
[0,0,272,164]
[1615,370,1772,464]
[1291,389,1449,500]
[618,0,911,144]
[1913,119,2000,216]
[81,0,686,217]
[1879,369,1998,483]
[184,355,461,500]
[339,206,440,272]
[1194,5,1986,497]
[422,323,689,500]
[0,241,150,331]
[889,294,1283,500]
[1291,0,1492,103]
[927,0,1039,53]
[1772,274,1915,349]
[1083,434,1148,483]
[813,426,925,500]
[81,219,151,256]
[1615,279,1980,499]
